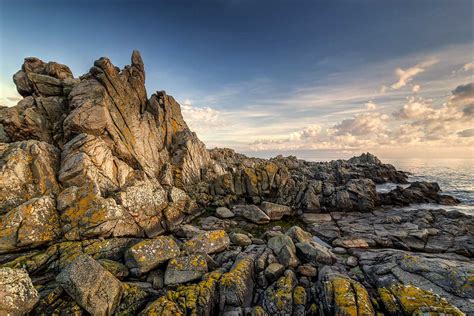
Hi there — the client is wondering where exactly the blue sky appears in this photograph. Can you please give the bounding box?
[1,0,473,158]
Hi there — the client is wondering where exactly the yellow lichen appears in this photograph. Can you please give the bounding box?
[386,284,464,316]
[293,286,307,306]
[331,277,358,316]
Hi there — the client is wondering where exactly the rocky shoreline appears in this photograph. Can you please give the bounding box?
[0,51,472,315]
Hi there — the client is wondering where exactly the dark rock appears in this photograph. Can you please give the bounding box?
[267,235,299,268]
[264,263,285,282]
[216,206,235,218]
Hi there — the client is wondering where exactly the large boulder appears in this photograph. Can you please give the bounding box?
[182,230,230,254]
[56,254,123,316]
[58,183,142,240]
[0,140,60,213]
[0,268,39,315]
[259,201,291,220]
[319,269,375,316]
[263,270,297,315]
[13,57,73,97]
[0,195,60,253]
[0,96,68,145]
[219,256,255,308]
[165,270,222,315]
[124,236,180,275]
[356,248,474,313]
[233,204,270,224]
[295,240,336,265]
[164,254,208,285]
[378,284,464,316]
[267,235,299,268]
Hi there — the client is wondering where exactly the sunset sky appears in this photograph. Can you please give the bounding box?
[1,0,473,159]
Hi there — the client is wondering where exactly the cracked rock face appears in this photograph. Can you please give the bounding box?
[0,267,39,315]
[0,50,471,315]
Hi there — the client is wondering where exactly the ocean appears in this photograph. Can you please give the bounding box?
[384,158,474,215]
[309,158,474,215]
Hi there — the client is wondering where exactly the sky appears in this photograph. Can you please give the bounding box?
[0,0,473,159]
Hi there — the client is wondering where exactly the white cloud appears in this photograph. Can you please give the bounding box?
[333,112,389,136]
[463,62,474,72]
[181,103,224,132]
[412,85,421,93]
[391,58,438,90]
[393,96,434,119]
[0,82,22,107]
[365,101,377,110]
[289,125,322,141]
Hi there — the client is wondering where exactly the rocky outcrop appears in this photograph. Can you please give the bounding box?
[0,267,39,315]
[56,254,123,316]
[0,51,470,315]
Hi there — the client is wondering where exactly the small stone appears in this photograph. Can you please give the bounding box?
[164,254,208,285]
[216,206,235,219]
[252,238,266,245]
[0,268,39,315]
[332,247,347,254]
[265,263,285,282]
[56,254,123,316]
[124,236,180,275]
[296,264,318,277]
[230,232,252,246]
[346,256,358,267]
[332,238,369,249]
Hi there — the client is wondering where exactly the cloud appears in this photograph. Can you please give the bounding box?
[412,85,421,93]
[333,112,389,136]
[451,82,474,100]
[391,58,438,90]
[365,101,377,110]
[181,103,224,132]
[393,96,434,119]
[289,125,322,141]
[463,62,474,71]
[457,128,474,137]
[0,82,22,107]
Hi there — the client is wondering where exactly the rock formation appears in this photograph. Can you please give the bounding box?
[0,51,471,315]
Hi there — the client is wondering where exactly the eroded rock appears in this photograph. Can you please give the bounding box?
[56,254,123,316]
[0,267,39,315]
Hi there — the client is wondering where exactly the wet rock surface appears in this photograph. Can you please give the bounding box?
[0,51,471,315]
